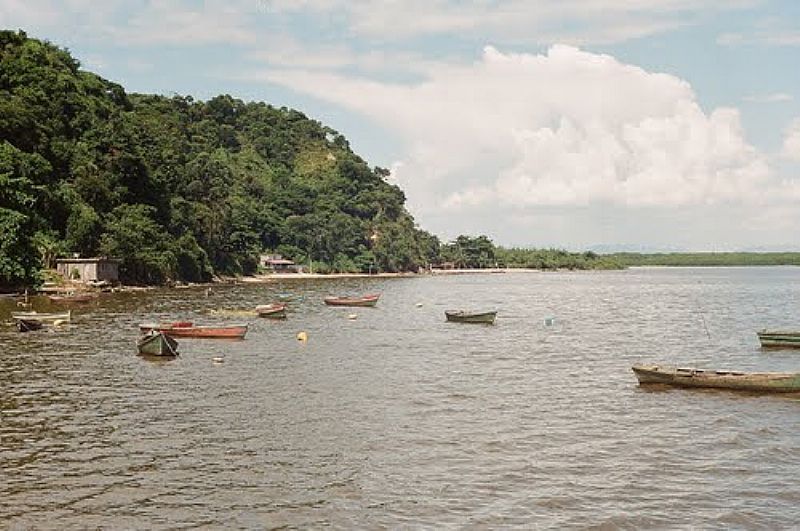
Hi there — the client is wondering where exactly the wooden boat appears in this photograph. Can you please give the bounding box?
[16,319,43,332]
[11,310,71,323]
[47,293,97,303]
[138,321,248,339]
[323,294,380,307]
[757,329,800,349]
[445,310,497,324]
[632,364,800,393]
[255,303,287,318]
[137,331,179,356]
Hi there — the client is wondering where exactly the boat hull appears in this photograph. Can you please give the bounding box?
[757,330,800,349]
[255,303,287,318]
[445,310,497,324]
[137,331,179,356]
[139,323,248,339]
[17,319,43,332]
[47,294,97,303]
[11,310,71,322]
[632,364,800,393]
[324,295,380,307]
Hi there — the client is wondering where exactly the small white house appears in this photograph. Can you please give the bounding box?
[261,254,298,273]
[56,257,120,283]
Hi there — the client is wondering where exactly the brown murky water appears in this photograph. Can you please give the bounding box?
[2,268,800,529]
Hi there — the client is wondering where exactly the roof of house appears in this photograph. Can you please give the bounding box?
[56,257,121,264]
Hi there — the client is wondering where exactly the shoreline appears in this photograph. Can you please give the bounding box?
[237,268,538,282]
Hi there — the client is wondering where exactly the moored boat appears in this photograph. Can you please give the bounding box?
[757,329,800,349]
[11,310,71,323]
[445,310,497,324]
[255,303,287,318]
[47,293,98,303]
[16,319,43,332]
[137,331,179,356]
[138,322,248,339]
[323,294,380,307]
[632,364,800,393]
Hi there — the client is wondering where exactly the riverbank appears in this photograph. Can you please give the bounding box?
[238,268,531,282]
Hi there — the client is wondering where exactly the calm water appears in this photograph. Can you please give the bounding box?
[2,267,800,529]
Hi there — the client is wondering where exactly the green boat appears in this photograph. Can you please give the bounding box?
[137,331,179,356]
[632,364,800,393]
[757,329,800,349]
[445,310,497,324]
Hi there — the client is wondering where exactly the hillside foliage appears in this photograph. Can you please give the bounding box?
[0,30,619,289]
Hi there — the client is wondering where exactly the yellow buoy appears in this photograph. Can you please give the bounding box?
[296,331,308,342]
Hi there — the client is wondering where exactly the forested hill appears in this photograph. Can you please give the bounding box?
[0,30,441,287]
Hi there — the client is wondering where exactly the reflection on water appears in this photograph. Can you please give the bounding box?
[2,268,800,528]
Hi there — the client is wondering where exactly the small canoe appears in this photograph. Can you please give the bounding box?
[47,293,98,303]
[757,329,800,349]
[137,331,179,356]
[632,364,800,393]
[255,303,287,318]
[139,322,248,339]
[324,294,380,307]
[17,319,43,332]
[11,310,71,322]
[445,310,497,324]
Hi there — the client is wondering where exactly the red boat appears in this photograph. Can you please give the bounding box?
[323,293,380,307]
[139,321,248,339]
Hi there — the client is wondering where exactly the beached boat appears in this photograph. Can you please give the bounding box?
[137,331,179,356]
[324,294,380,307]
[445,310,497,324]
[632,364,800,393]
[255,303,287,318]
[757,329,800,349]
[138,322,248,339]
[16,319,43,332]
[11,310,71,322]
[47,293,98,303]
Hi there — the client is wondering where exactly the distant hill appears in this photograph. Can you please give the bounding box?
[0,30,439,287]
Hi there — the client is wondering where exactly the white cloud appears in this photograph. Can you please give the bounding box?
[743,92,793,103]
[262,0,756,45]
[782,118,800,161]
[116,1,257,46]
[261,45,771,218]
[0,0,258,46]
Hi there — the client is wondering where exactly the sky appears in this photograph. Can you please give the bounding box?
[2,0,800,251]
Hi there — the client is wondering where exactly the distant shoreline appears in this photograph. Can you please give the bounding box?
[237,268,544,282]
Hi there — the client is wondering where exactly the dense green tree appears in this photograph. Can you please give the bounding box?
[100,204,176,284]
[0,141,48,288]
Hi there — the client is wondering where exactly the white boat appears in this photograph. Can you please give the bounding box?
[11,310,71,322]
